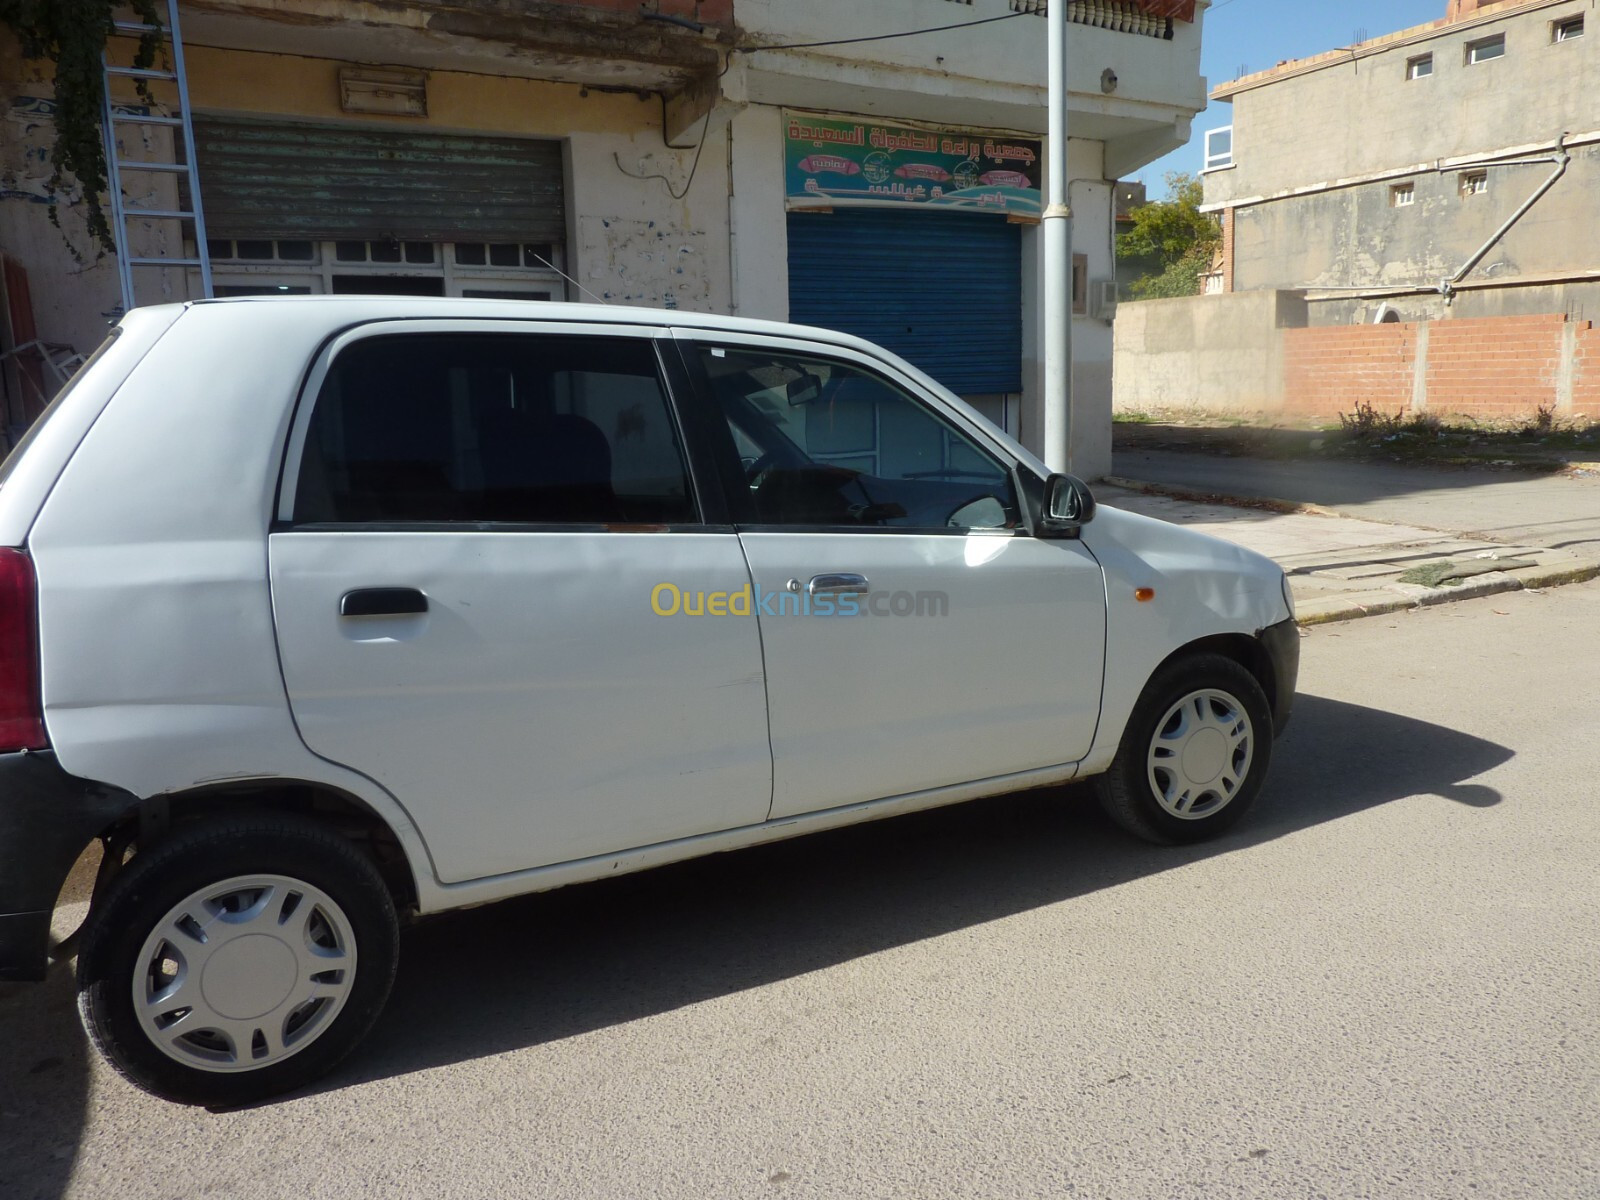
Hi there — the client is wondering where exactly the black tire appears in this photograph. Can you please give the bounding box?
[1094,652,1274,845]
[76,813,399,1106]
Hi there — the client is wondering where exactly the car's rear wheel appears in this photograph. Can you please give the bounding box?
[1095,653,1273,844]
[77,813,398,1106]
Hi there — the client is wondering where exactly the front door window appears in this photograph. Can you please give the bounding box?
[696,347,1019,532]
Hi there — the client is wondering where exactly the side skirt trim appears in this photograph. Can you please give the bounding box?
[417,759,1083,914]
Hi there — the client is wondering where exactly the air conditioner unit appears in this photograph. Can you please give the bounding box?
[1089,279,1119,321]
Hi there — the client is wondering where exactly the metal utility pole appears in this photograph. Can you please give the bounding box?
[1040,0,1073,473]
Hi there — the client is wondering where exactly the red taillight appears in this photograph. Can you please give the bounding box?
[0,548,46,751]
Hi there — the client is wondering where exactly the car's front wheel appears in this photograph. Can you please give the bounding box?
[76,813,399,1106]
[1095,652,1274,844]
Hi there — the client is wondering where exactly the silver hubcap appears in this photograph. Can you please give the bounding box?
[1146,688,1254,820]
[133,875,357,1073]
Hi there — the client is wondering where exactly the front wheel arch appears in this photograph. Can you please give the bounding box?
[1095,650,1275,845]
[1146,632,1278,724]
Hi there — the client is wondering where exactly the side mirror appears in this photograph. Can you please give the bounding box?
[1038,472,1096,538]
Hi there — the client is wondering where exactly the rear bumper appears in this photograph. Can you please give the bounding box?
[1259,616,1300,735]
[0,751,138,981]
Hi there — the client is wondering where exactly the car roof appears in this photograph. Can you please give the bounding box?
[181,294,876,352]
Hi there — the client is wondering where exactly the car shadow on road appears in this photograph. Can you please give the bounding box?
[326,692,1511,1096]
[0,692,1515,1180]
[0,966,93,1200]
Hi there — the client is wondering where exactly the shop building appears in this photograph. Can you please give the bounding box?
[0,0,1208,477]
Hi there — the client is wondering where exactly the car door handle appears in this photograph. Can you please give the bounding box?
[340,587,429,617]
[808,573,870,596]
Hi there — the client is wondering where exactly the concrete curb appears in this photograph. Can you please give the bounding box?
[1100,476,1353,522]
[1296,560,1600,625]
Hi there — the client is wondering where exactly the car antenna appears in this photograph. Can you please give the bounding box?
[524,250,611,305]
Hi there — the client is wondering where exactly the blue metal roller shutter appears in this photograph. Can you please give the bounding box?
[787,208,1022,395]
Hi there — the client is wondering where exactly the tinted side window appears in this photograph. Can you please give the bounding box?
[697,347,1018,531]
[294,334,696,525]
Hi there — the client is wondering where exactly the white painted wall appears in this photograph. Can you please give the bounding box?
[566,125,732,313]
[734,0,1208,138]
[726,104,789,322]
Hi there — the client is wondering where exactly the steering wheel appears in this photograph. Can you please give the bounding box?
[745,451,783,488]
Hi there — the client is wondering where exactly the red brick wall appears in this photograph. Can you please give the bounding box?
[1574,320,1600,418]
[1282,323,1418,419]
[1279,313,1583,422]
[1425,313,1564,419]
[1219,208,1234,295]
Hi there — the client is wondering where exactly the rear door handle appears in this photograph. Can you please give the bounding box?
[340,587,429,617]
[808,573,869,596]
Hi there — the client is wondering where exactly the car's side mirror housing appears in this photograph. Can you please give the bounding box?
[1025,471,1096,539]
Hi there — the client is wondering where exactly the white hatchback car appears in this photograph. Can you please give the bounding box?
[0,298,1297,1104]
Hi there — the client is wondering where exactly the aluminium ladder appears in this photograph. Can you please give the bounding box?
[100,0,213,313]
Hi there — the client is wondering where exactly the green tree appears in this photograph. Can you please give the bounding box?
[1116,172,1221,299]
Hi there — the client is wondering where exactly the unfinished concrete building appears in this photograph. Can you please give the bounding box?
[1112,0,1600,425]
[1202,0,1596,326]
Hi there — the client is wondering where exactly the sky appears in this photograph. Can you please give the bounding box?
[1131,0,1449,197]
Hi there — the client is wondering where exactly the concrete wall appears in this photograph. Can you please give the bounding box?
[1112,289,1306,415]
[1022,142,1120,477]
[1305,280,1600,327]
[1225,143,1600,298]
[1206,0,1594,203]
[1203,0,1599,316]
[735,0,1207,147]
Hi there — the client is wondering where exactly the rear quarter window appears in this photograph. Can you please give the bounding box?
[0,330,120,488]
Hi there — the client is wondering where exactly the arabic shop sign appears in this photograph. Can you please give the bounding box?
[785,112,1042,216]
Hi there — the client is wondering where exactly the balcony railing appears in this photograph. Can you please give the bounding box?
[1007,0,1192,38]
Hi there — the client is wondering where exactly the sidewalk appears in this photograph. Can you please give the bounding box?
[1096,479,1600,625]
[1114,446,1600,550]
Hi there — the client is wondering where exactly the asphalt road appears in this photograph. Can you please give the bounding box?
[1114,448,1600,556]
[4,583,1599,1199]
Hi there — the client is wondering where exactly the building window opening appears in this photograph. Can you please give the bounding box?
[1406,54,1433,79]
[1204,126,1233,171]
[208,238,316,263]
[1391,182,1416,207]
[206,239,565,301]
[1554,16,1584,41]
[1459,171,1489,198]
[1466,33,1506,64]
